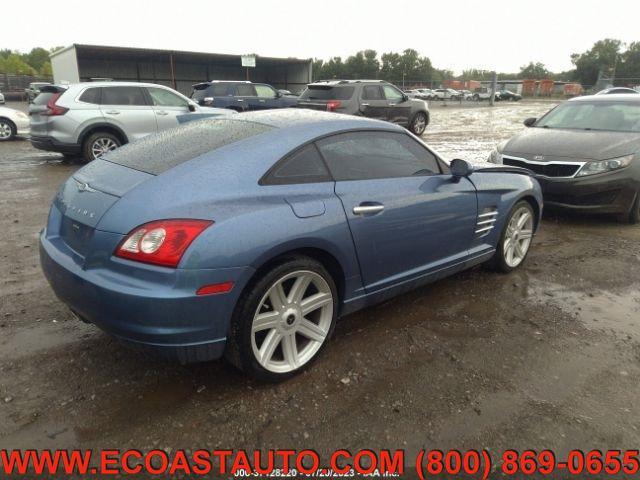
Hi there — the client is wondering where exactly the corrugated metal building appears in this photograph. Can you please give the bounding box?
[50,44,313,95]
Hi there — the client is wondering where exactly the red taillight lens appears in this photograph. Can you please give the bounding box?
[115,219,213,268]
[40,92,68,116]
[326,100,341,111]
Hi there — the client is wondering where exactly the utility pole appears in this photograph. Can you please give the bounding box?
[489,71,497,106]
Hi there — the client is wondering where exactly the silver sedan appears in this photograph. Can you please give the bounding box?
[0,106,30,141]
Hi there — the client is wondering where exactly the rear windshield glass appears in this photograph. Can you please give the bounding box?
[102,119,274,175]
[300,86,355,100]
[33,92,56,105]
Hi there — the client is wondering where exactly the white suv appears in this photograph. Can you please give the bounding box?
[29,82,234,162]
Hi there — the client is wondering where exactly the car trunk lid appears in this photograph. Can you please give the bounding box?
[51,160,153,257]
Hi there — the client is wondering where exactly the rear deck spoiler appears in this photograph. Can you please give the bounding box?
[39,85,68,94]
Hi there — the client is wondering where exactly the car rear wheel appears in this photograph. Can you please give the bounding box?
[0,118,16,141]
[82,132,121,162]
[410,112,428,136]
[225,256,337,381]
[489,201,535,273]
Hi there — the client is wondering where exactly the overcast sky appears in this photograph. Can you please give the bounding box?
[8,0,639,74]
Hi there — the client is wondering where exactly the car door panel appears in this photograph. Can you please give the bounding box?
[335,176,477,292]
[99,86,157,140]
[382,85,411,125]
[146,87,192,131]
[359,85,387,120]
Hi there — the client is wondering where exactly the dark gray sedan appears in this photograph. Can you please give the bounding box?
[488,94,640,223]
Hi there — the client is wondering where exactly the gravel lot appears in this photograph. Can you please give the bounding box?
[1,101,639,467]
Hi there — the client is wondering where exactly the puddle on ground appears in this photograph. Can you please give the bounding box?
[525,279,640,339]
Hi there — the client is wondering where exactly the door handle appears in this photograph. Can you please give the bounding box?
[237,99,244,102]
[361,103,370,106]
[156,111,168,116]
[259,99,266,103]
[104,110,120,115]
[353,204,385,215]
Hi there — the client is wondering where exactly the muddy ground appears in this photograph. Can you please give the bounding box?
[1,101,639,473]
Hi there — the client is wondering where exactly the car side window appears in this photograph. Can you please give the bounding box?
[382,85,404,101]
[362,85,383,100]
[235,84,257,96]
[316,131,440,181]
[101,87,147,106]
[211,84,230,96]
[262,144,331,185]
[255,85,277,98]
[78,87,101,104]
[147,87,188,107]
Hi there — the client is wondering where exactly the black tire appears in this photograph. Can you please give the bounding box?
[82,132,121,162]
[225,255,338,382]
[0,118,16,141]
[409,112,429,136]
[473,94,480,101]
[488,201,535,273]
[626,192,640,224]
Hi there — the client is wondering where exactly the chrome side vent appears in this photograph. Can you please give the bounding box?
[475,208,498,237]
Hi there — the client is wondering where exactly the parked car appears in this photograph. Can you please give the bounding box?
[25,82,51,103]
[433,88,461,101]
[497,90,522,101]
[191,81,299,111]
[0,91,5,105]
[29,82,234,162]
[406,89,430,101]
[596,87,639,95]
[297,80,429,135]
[488,94,640,223]
[0,105,29,141]
[460,90,475,101]
[472,88,493,101]
[40,109,542,381]
[417,88,437,100]
[278,89,298,97]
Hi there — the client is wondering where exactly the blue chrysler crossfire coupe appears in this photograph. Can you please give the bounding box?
[40,109,542,381]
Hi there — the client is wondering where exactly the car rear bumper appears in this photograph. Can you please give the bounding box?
[536,169,639,214]
[30,135,81,155]
[40,230,255,363]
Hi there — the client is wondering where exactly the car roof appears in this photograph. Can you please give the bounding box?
[235,108,401,130]
[62,81,179,89]
[308,79,389,86]
[569,94,640,103]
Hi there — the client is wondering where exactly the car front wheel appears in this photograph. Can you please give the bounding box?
[0,118,16,141]
[409,112,429,136]
[225,256,337,381]
[489,201,535,273]
[626,192,640,224]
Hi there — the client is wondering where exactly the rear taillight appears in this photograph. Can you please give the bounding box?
[115,219,213,268]
[40,93,68,116]
[326,100,341,111]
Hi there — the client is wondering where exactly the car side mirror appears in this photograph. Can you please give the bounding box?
[450,159,473,178]
[275,91,282,98]
[188,104,196,112]
[402,94,409,102]
[524,117,537,127]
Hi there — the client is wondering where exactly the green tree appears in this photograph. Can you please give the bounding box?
[519,62,550,79]
[0,53,36,74]
[571,38,622,85]
[24,47,50,72]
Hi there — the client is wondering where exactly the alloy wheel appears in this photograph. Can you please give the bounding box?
[251,270,333,373]
[503,206,534,267]
[91,137,118,159]
[413,114,427,135]
[0,121,12,140]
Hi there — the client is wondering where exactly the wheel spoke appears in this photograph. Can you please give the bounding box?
[519,229,533,240]
[517,211,530,229]
[281,333,299,369]
[504,237,512,253]
[297,319,326,343]
[287,274,312,304]
[258,330,282,364]
[301,292,332,316]
[252,311,280,332]
[268,283,287,311]
[515,241,525,258]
